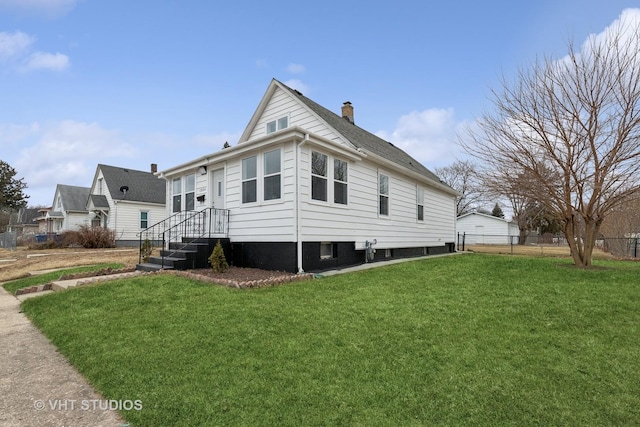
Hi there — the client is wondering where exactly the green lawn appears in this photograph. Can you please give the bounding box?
[21,254,640,426]
[2,263,124,294]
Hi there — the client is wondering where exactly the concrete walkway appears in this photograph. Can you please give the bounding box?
[319,251,465,276]
[0,286,128,426]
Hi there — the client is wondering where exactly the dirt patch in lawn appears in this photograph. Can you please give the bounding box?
[466,244,614,259]
[0,247,310,288]
[0,247,139,283]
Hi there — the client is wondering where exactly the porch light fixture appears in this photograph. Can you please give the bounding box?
[198,166,207,175]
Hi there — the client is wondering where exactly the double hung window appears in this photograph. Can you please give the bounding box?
[379,173,389,216]
[311,151,328,202]
[241,149,282,204]
[242,156,258,203]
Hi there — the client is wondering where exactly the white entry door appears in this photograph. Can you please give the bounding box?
[212,169,224,209]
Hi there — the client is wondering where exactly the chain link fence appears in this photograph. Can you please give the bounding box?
[0,231,17,251]
[457,232,640,259]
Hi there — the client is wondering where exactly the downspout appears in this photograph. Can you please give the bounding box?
[296,134,310,273]
[113,200,118,247]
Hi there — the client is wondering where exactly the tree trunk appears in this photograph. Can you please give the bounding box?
[518,228,527,245]
[564,215,599,267]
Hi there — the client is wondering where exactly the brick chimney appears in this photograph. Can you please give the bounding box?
[150,163,157,174]
[342,101,354,124]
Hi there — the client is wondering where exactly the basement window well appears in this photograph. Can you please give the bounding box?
[320,242,337,259]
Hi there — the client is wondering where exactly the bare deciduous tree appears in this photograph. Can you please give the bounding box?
[462,18,640,267]
[435,160,485,216]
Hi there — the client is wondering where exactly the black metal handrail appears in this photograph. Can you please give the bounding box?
[138,208,229,266]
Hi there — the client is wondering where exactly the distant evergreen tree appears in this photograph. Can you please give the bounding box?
[491,203,505,218]
[0,160,28,210]
[0,160,29,232]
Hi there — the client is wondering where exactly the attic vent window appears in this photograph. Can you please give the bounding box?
[266,116,288,134]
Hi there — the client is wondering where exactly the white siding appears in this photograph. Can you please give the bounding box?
[64,212,89,231]
[109,202,166,242]
[298,146,456,249]
[247,87,347,146]
[456,213,517,244]
[226,141,296,242]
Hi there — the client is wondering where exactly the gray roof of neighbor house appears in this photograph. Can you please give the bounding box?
[88,194,110,209]
[56,185,91,212]
[98,164,165,204]
[277,80,445,185]
[16,207,40,225]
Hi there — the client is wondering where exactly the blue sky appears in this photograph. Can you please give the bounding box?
[1,0,639,206]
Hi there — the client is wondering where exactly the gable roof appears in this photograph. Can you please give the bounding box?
[16,207,40,225]
[55,184,90,212]
[97,164,165,204]
[88,194,110,209]
[274,80,444,184]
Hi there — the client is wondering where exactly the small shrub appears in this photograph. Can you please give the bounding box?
[67,225,116,249]
[140,238,153,262]
[208,240,229,273]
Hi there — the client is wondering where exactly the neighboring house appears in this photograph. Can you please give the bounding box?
[35,185,91,234]
[456,212,519,245]
[34,207,52,233]
[8,207,40,241]
[87,164,166,246]
[155,79,458,273]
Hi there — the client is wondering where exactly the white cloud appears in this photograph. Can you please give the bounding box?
[0,30,70,72]
[0,122,40,144]
[0,31,34,60]
[286,63,305,74]
[24,51,70,71]
[586,8,640,48]
[0,0,78,19]
[376,108,464,168]
[10,120,139,204]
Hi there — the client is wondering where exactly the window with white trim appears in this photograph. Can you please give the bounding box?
[334,159,348,205]
[311,151,328,201]
[266,116,289,134]
[242,156,257,203]
[185,174,195,211]
[172,174,196,212]
[140,211,149,229]
[172,178,182,213]
[263,149,281,200]
[417,187,424,221]
[379,173,389,216]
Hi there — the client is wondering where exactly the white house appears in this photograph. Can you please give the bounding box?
[155,79,458,272]
[456,212,519,245]
[87,164,166,246]
[38,184,91,234]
